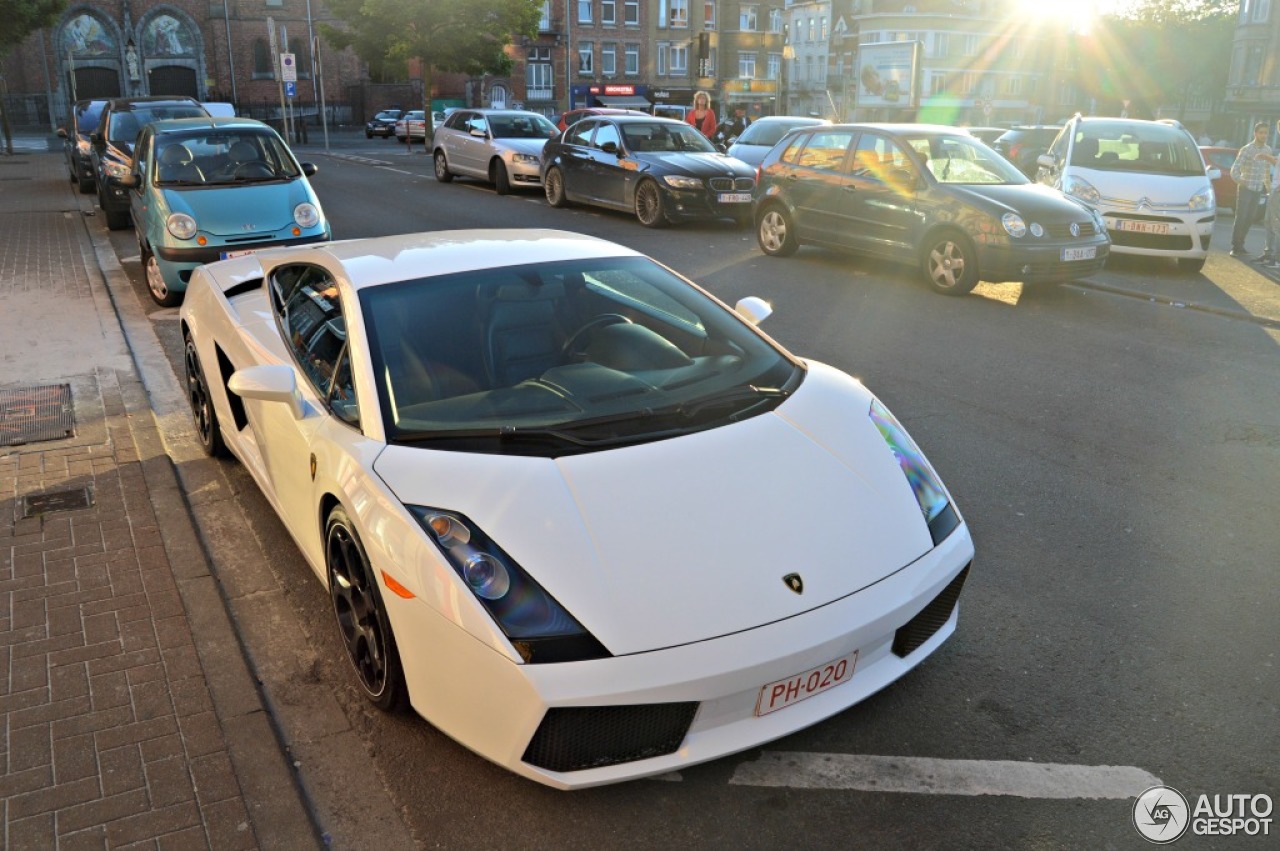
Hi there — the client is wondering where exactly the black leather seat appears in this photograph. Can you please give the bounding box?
[480,280,566,387]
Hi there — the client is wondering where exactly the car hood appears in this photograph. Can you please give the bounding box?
[493,138,551,156]
[945,183,1095,220]
[1064,167,1212,204]
[637,152,756,178]
[161,181,319,236]
[724,144,769,167]
[372,361,942,656]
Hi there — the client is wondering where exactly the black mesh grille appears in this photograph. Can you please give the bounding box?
[892,564,970,658]
[522,702,699,773]
[1043,220,1100,238]
[708,177,733,190]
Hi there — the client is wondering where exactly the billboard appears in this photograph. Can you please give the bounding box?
[854,42,921,109]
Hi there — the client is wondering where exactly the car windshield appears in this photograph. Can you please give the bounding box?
[110,105,207,142]
[360,255,799,454]
[155,130,301,186]
[1070,121,1205,176]
[375,111,399,120]
[487,114,559,139]
[737,120,819,147]
[903,133,1029,184]
[622,123,717,153]
[76,102,105,135]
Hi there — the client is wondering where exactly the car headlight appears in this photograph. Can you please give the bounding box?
[294,203,320,229]
[1062,174,1100,206]
[1001,213,1027,238]
[1188,186,1215,213]
[511,153,539,164]
[103,159,131,179]
[76,139,92,156]
[166,213,197,240]
[407,506,610,664]
[868,399,960,547]
[663,175,704,190]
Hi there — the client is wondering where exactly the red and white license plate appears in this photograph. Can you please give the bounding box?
[1114,220,1170,235]
[755,651,859,716]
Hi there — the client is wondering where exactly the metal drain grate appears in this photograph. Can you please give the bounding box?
[23,486,94,517]
[0,384,75,446]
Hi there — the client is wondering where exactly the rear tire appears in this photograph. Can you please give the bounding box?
[757,204,799,256]
[491,159,511,195]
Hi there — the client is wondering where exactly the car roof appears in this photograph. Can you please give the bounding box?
[813,122,987,135]
[104,96,203,111]
[146,116,272,134]
[601,115,694,126]
[287,229,643,291]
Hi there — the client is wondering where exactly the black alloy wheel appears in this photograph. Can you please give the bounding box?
[183,335,225,457]
[327,506,407,712]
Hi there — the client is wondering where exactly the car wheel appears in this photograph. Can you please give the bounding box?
[491,159,511,195]
[757,204,799,256]
[545,166,570,208]
[183,334,225,457]
[326,505,407,712]
[1178,257,1207,275]
[922,230,980,296]
[434,150,453,183]
[77,173,95,194]
[365,129,373,139]
[104,206,131,231]
[143,251,183,307]
[635,180,669,228]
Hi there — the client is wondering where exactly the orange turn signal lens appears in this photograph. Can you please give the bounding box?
[197,236,207,246]
[381,570,415,599]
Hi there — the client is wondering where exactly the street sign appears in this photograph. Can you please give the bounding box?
[281,53,297,83]
[285,81,296,98]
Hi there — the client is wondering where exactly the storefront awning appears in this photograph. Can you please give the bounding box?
[597,95,652,110]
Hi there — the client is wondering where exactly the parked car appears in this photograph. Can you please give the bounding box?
[542,115,757,227]
[992,125,1063,176]
[365,109,402,138]
[725,116,830,167]
[395,110,427,143]
[91,96,210,230]
[754,123,1110,295]
[963,126,1008,146]
[57,98,107,194]
[1200,145,1239,210]
[178,227,974,788]
[1036,116,1216,273]
[432,109,559,194]
[556,106,649,132]
[120,116,330,306]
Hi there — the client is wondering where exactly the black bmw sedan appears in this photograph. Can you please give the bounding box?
[541,115,756,228]
[754,123,1111,295]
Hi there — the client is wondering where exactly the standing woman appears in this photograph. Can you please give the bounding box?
[687,91,718,139]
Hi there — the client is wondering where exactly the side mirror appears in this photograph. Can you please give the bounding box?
[600,141,619,155]
[57,128,68,139]
[1036,153,1056,169]
[301,162,318,176]
[734,296,772,326]
[470,127,487,138]
[1207,166,1222,180]
[90,132,103,146]
[228,364,307,420]
[118,174,139,189]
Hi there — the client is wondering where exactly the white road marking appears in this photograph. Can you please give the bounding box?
[730,752,1160,799]
[377,168,414,176]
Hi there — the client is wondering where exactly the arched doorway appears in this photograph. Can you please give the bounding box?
[489,83,508,109]
[72,67,121,99]
[60,11,122,102]
[139,12,202,98]
[148,66,198,98]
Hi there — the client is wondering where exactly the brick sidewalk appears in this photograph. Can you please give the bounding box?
[1,155,313,848]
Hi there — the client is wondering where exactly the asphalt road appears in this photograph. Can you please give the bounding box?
[106,136,1279,849]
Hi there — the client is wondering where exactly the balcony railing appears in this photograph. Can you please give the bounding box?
[526,87,556,101]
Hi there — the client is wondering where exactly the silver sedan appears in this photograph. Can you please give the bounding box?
[432,109,559,194]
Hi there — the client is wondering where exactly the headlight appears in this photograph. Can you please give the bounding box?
[407,507,610,664]
[1062,174,1100,206]
[76,139,92,156]
[868,399,960,546]
[663,175,704,190]
[103,160,131,179]
[511,153,539,164]
[1001,213,1027,238]
[294,203,320,229]
[1188,186,1215,213]
[166,213,197,240]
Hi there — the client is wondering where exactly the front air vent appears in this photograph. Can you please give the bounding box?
[522,702,699,772]
[891,564,970,658]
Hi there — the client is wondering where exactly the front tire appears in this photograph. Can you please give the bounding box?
[326,506,407,712]
[491,159,511,195]
[922,230,979,295]
[77,173,95,194]
[635,180,669,228]
[545,166,570,208]
[434,150,453,183]
[102,198,131,231]
[183,335,225,457]
[144,251,183,307]
[757,204,799,256]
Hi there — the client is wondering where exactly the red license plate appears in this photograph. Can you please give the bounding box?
[755,651,859,716]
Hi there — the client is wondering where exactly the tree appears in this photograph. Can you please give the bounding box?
[322,0,542,131]
[0,0,66,154]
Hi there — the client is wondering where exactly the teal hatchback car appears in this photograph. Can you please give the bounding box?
[123,117,330,306]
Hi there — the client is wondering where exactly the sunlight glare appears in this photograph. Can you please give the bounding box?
[1011,0,1100,34]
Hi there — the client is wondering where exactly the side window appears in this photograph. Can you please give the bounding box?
[467,116,489,135]
[795,130,855,172]
[593,122,621,150]
[272,264,360,428]
[851,133,911,181]
[1046,127,1069,163]
[134,131,151,181]
[778,133,807,164]
[445,111,468,131]
[566,120,596,147]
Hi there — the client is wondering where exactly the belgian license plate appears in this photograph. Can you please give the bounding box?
[718,192,753,204]
[1062,246,1096,262]
[755,651,859,716]
[219,249,257,260]
[1115,220,1170,235]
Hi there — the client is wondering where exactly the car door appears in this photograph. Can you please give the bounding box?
[585,120,628,206]
[555,119,598,199]
[839,131,925,259]
[786,128,857,244]
[456,112,490,176]
[127,128,154,234]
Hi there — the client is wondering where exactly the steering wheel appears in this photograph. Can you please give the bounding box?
[560,313,632,359]
[234,161,275,179]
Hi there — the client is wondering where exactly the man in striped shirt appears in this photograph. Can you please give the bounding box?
[1229,122,1276,257]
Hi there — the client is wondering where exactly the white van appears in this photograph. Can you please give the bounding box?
[1036,116,1218,273]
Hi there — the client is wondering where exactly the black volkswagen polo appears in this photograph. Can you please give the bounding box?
[754,123,1111,295]
[541,115,756,228]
